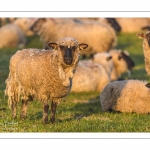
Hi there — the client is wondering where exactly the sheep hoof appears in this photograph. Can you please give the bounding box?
[42,118,49,124]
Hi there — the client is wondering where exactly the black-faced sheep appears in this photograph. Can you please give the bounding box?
[100,80,150,114]
[109,49,135,81]
[30,18,117,56]
[5,36,88,123]
[137,31,150,75]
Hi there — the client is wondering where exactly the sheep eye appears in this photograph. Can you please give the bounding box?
[60,46,65,51]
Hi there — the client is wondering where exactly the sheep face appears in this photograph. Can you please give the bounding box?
[59,45,77,65]
[49,38,88,66]
[120,51,135,70]
[30,18,46,32]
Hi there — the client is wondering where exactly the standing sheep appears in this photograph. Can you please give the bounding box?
[5,36,88,123]
[100,80,150,113]
[30,18,117,56]
[137,31,150,75]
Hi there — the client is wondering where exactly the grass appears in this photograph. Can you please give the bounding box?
[0,33,150,132]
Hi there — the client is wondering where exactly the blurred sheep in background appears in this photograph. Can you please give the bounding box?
[0,18,34,49]
[30,18,117,58]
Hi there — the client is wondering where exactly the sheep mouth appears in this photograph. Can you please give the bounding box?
[64,59,73,65]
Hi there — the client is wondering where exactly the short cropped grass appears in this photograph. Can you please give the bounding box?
[0,32,150,132]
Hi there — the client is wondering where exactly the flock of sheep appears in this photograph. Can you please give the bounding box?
[2,17,150,123]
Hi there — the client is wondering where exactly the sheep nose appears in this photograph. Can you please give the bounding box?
[65,57,71,60]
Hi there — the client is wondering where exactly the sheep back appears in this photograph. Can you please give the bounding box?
[100,80,150,114]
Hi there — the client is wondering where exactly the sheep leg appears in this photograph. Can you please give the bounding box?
[42,103,49,124]
[21,100,28,119]
[10,101,17,119]
[50,100,58,124]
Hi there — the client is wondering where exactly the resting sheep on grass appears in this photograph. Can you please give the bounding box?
[5,36,88,123]
[30,18,117,57]
[71,60,110,92]
[71,52,113,92]
[137,31,150,75]
[100,80,150,114]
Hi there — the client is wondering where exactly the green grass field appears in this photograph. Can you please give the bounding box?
[0,33,150,132]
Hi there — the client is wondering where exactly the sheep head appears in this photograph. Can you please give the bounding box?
[137,31,150,47]
[48,36,88,66]
[30,18,47,32]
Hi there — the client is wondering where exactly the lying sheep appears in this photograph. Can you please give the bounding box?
[71,60,110,92]
[5,36,88,123]
[109,49,135,81]
[100,80,150,114]
[0,18,33,48]
[137,31,150,75]
[30,18,117,56]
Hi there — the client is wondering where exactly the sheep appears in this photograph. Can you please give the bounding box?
[137,31,150,75]
[71,60,110,92]
[109,49,135,81]
[89,50,135,81]
[71,52,113,92]
[30,18,117,57]
[0,18,33,48]
[115,18,150,33]
[5,36,88,124]
[100,79,150,114]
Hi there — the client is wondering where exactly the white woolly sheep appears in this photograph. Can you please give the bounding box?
[71,60,110,92]
[100,80,150,114]
[0,18,33,48]
[109,49,135,81]
[5,36,88,123]
[116,18,150,33]
[137,31,150,75]
[30,18,117,56]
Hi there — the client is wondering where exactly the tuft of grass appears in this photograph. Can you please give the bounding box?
[0,32,150,132]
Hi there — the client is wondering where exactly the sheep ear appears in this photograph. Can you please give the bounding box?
[146,83,150,88]
[79,43,88,50]
[145,32,150,47]
[136,33,146,39]
[48,43,58,50]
